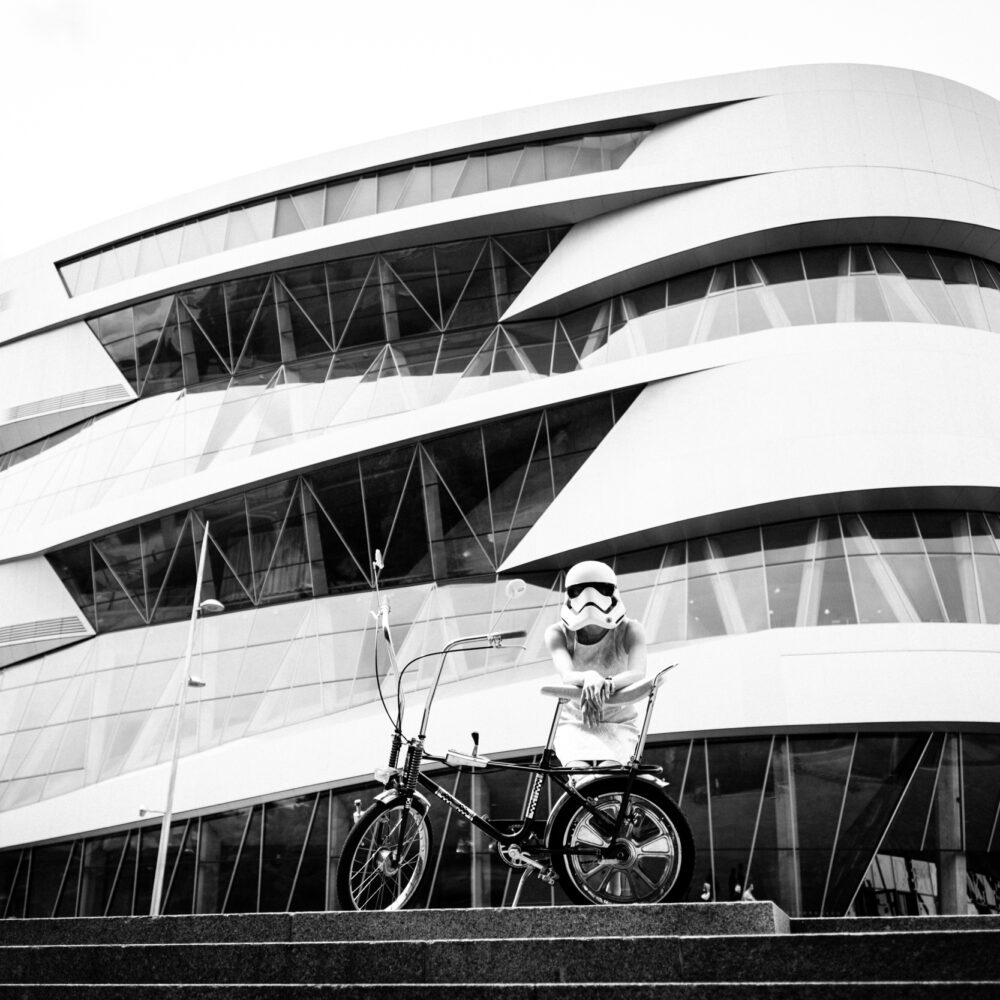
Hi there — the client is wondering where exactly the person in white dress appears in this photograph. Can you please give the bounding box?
[544,560,647,767]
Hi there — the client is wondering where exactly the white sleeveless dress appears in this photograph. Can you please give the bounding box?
[554,620,640,764]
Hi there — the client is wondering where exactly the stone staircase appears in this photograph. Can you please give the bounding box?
[1,903,998,997]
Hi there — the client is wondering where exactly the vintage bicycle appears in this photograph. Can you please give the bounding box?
[336,557,694,910]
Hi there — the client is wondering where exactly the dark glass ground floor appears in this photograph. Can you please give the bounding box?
[2,729,998,919]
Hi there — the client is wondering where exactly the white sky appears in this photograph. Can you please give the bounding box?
[2,0,1000,262]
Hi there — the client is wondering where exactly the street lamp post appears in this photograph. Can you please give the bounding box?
[148,522,223,918]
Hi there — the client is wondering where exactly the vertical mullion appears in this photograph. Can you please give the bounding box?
[745,735,775,891]
[677,739,693,805]
[704,741,716,903]
[820,733,858,915]
[102,833,130,917]
[285,794,320,912]
[221,807,254,913]
[920,735,946,851]
[426,769,463,908]
[51,841,76,919]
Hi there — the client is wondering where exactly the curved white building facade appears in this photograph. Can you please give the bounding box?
[2,64,999,918]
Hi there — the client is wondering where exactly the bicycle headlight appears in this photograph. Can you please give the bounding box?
[374,766,399,785]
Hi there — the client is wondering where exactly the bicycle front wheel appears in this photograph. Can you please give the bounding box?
[336,795,433,911]
[547,776,693,905]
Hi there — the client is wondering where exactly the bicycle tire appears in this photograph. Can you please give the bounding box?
[336,794,433,911]
[546,776,693,905]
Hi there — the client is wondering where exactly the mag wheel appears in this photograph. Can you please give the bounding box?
[336,795,433,911]
[547,776,693,905]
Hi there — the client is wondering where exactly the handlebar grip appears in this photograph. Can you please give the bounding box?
[496,629,527,641]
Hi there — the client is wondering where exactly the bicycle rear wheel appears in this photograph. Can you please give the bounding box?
[547,776,693,904]
[336,794,433,911]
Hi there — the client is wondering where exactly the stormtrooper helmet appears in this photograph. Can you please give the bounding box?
[560,560,626,632]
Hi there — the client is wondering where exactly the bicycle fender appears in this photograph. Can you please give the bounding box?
[544,773,671,842]
[373,788,432,814]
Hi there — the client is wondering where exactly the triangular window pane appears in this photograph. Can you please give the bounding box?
[142,514,192,615]
[224,209,258,250]
[238,283,282,371]
[453,155,487,197]
[459,327,499,379]
[492,329,531,374]
[543,140,580,179]
[149,516,198,623]
[225,275,272,368]
[180,285,232,372]
[115,241,141,281]
[245,200,277,241]
[336,260,385,349]
[551,320,583,374]
[93,545,147,630]
[380,256,441,338]
[511,145,544,186]
[201,214,229,254]
[504,321,556,375]
[308,460,370,587]
[486,148,522,190]
[448,254,498,330]
[178,221,210,264]
[156,227,184,268]
[562,302,611,362]
[73,253,101,294]
[420,446,495,574]
[360,447,430,585]
[258,486,311,605]
[277,273,335,356]
[495,413,552,562]
[50,542,97,628]
[94,248,123,288]
[291,188,325,229]
[323,179,356,224]
[327,255,375,340]
[135,235,166,276]
[274,197,305,237]
[396,165,431,209]
[431,159,465,201]
[422,429,493,551]
[93,309,139,389]
[435,239,480,324]
[140,299,184,395]
[382,245,441,328]
[246,481,300,601]
[197,500,255,610]
[59,259,83,295]
[377,169,410,212]
[340,176,377,221]
[359,344,391,383]
[178,299,230,382]
[302,485,367,594]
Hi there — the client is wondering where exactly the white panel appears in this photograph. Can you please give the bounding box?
[0,557,93,667]
[501,325,1000,570]
[0,323,135,451]
[502,166,1000,319]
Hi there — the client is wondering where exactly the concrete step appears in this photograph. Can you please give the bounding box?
[2,905,997,995]
[0,902,784,945]
[1,929,999,985]
[2,985,1000,999]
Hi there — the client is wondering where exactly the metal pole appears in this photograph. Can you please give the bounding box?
[149,521,211,917]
